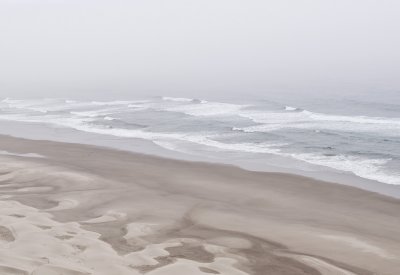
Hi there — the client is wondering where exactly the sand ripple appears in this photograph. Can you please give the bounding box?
[0,200,250,275]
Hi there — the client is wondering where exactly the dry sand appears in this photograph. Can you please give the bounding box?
[0,134,399,275]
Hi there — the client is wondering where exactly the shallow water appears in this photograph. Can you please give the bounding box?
[0,95,399,186]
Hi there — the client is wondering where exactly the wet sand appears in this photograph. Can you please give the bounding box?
[0,134,399,275]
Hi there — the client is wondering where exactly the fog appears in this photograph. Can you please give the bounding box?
[1,0,399,101]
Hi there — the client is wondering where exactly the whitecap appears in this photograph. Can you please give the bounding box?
[165,101,247,117]
[237,109,400,136]
[286,152,399,185]
[104,116,116,121]
[161,96,195,102]
[285,106,298,111]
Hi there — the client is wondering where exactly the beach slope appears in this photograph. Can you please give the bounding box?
[0,135,399,275]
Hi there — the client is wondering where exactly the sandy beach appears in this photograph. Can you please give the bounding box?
[0,134,399,275]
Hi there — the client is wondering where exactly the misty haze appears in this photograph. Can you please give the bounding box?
[0,1,399,275]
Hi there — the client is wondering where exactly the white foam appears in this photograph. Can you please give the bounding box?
[0,151,45,158]
[127,104,151,111]
[239,110,306,124]
[0,110,282,156]
[2,99,50,113]
[70,108,117,118]
[285,106,298,111]
[166,101,246,117]
[287,152,399,185]
[162,96,195,102]
[91,100,132,106]
[91,100,148,106]
[1,97,399,186]
[1,98,19,104]
[1,98,94,113]
[241,109,400,126]
[104,116,116,121]
[2,110,399,185]
[67,123,283,155]
[303,110,400,125]
[237,109,400,136]
[159,133,399,185]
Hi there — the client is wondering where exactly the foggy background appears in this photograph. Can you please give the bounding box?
[0,0,399,102]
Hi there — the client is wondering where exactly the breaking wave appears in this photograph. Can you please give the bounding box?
[0,97,399,185]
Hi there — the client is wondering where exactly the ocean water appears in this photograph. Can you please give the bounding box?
[0,96,399,186]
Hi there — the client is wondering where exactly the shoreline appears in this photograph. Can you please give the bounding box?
[0,135,400,274]
[0,121,399,199]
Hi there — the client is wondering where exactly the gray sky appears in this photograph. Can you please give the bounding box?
[0,0,399,100]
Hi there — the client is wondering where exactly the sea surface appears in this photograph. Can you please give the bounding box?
[0,96,399,186]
